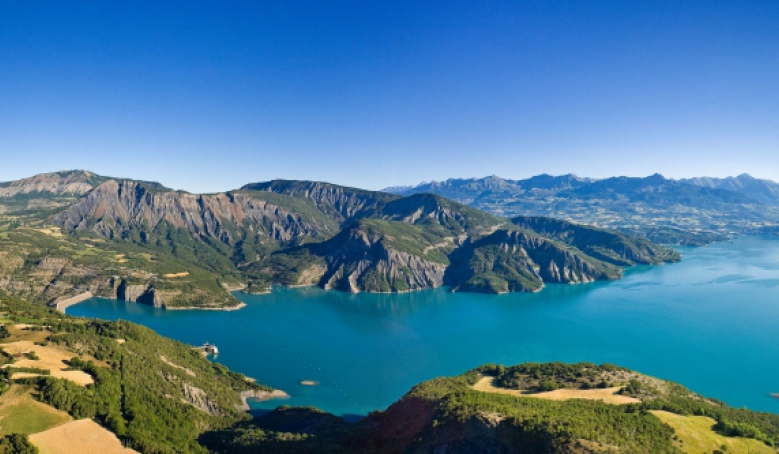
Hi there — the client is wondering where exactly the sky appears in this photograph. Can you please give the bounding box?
[1,1,778,192]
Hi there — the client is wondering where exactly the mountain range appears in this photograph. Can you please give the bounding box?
[2,171,779,454]
[386,173,779,245]
[0,170,678,308]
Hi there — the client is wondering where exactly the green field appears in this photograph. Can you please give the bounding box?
[651,410,775,454]
[0,385,71,435]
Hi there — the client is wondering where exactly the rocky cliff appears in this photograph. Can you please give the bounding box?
[445,228,621,293]
[243,179,400,224]
[52,180,338,245]
[315,220,448,293]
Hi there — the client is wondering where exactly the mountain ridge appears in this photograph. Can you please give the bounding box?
[386,173,779,244]
[0,171,679,307]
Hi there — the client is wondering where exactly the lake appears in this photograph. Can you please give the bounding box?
[68,236,779,417]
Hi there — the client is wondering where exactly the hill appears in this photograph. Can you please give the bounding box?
[201,362,779,453]
[388,174,779,245]
[0,292,276,453]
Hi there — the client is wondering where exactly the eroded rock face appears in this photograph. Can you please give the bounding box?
[117,282,148,302]
[243,180,400,224]
[52,180,335,244]
[318,225,447,293]
[504,230,620,284]
[182,383,221,416]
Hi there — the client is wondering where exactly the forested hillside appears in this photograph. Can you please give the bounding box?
[0,292,272,453]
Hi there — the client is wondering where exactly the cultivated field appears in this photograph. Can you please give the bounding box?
[650,410,774,454]
[472,376,640,404]
[1,339,94,385]
[29,419,139,454]
[0,385,71,435]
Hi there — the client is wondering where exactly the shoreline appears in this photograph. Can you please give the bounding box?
[237,389,290,411]
[165,302,247,311]
[63,297,248,314]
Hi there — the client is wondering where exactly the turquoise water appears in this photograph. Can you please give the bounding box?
[68,237,779,417]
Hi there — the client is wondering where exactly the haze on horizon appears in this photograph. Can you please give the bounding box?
[2,1,778,193]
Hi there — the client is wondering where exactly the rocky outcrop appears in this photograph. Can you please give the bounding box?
[312,221,448,293]
[182,383,221,416]
[117,281,148,302]
[116,281,170,308]
[236,389,290,411]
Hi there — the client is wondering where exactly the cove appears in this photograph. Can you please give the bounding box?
[67,236,779,417]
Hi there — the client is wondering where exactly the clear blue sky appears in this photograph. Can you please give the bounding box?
[2,1,778,192]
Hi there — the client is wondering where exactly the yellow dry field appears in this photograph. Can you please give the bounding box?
[163,271,190,278]
[0,385,71,436]
[472,376,640,405]
[0,340,94,386]
[650,410,774,454]
[29,419,139,454]
[6,325,50,343]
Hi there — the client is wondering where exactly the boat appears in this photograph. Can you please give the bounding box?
[199,342,219,355]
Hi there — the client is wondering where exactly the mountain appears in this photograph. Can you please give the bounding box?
[0,170,108,213]
[682,174,779,206]
[386,174,592,204]
[202,362,779,453]
[389,174,779,245]
[0,170,172,214]
[52,179,338,245]
[0,172,679,307]
[242,179,401,224]
[247,192,678,294]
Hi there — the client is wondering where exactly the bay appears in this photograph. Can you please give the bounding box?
[67,236,779,417]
